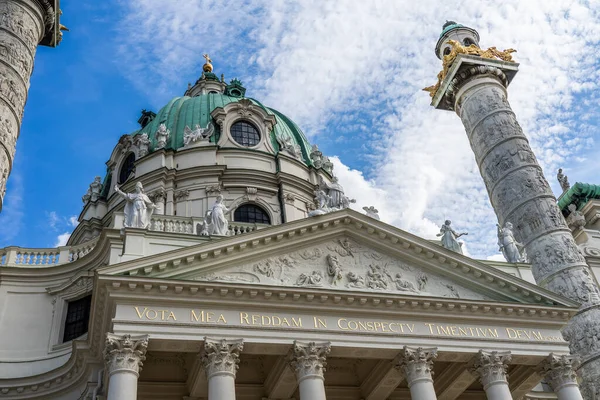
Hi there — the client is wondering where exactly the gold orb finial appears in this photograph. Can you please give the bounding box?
[202,53,213,73]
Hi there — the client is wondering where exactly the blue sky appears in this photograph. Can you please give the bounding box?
[1,0,599,260]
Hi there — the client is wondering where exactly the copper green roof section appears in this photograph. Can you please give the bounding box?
[558,183,600,213]
[131,93,314,166]
[440,22,464,38]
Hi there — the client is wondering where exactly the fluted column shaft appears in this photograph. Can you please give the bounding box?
[290,341,331,400]
[397,346,438,400]
[0,0,53,208]
[539,354,584,400]
[202,338,244,400]
[471,350,512,400]
[103,333,149,400]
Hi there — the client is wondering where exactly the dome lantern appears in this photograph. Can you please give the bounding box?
[184,53,227,97]
[435,21,480,60]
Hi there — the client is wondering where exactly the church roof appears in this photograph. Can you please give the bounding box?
[131,93,314,166]
[558,182,600,212]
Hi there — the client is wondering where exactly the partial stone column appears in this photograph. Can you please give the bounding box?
[103,333,149,400]
[290,341,331,400]
[434,42,600,393]
[0,0,60,209]
[470,350,512,400]
[538,354,584,400]
[397,346,438,400]
[202,338,244,400]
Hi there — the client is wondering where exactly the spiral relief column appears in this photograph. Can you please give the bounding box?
[0,0,61,210]
[427,22,600,397]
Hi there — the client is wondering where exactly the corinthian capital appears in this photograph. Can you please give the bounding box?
[470,350,512,389]
[290,341,331,382]
[103,333,149,377]
[202,338,244,379]
[538,353,580,392]
[397,346,438,386]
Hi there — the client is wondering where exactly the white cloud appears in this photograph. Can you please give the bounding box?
[54,232,71,247]
[116,0,600,259]
[68,216,79,228]
[47,211,59,230]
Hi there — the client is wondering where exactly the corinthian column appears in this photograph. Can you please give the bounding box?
[103,333,149,400]
[538,354,584,400]
[428,22,600,394]
[397,346,438,400]
[0,0,61,210]
[290,341,331,400]
[470,350,512,400]
[202,338,244,400]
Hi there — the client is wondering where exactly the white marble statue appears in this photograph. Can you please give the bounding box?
[310,144,323,168]
[308,176,355,217]
[566,204,586,230]
[207,195,230,236]
[437,220,467,254]
[183,122,214,146]
[154,123,170,149]
[363,206,380,220]
[557,168,570,193]
[497,222,525,263]
[82,176,103,204]
[133,133,150,157]
[114,182,156,229]
[277,136,302,159]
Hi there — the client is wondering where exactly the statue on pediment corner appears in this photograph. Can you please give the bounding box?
[557,168,570,193]
[308,176,355,217]
[437,220,467,254]
[363,206,380,220]
[497,222,526,263]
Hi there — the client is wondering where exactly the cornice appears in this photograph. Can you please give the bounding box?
[97,275,576,325]
[96,209,578,309]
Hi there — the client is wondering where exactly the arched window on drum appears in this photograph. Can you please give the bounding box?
[118,153,135,184]
[234,204,271,224]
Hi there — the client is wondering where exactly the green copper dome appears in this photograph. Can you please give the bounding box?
[132,93,314,166]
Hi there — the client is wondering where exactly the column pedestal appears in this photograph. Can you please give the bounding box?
[290,341,331,400]
[202,338,244,400]
[539,354,584,400]
[397,346,438,400]
[103,333,149,400]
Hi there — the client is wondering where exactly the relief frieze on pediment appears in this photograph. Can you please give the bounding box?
[195,237,487,300]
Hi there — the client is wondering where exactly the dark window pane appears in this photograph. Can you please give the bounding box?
[230,121,260,147]
[63,295,92,342]
[234,204,271,224]
[119,153,136,184]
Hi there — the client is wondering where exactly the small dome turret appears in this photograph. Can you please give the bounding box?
[435,21,480,60]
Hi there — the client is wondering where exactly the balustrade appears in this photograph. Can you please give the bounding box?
[0,238,98,267]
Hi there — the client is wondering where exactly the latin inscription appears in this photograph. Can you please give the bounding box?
[128,306,563,343]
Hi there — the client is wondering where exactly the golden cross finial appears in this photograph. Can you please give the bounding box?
[202,53,213,73]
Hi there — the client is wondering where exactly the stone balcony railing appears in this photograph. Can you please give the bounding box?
[0,215,269,268]
[0,238,99,267]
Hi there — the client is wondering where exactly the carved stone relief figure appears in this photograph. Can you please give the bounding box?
[346,271,365,288]
[296,271,323,287]
[392,273,418,292]
[326,254,343,286]
[366,264,389,290]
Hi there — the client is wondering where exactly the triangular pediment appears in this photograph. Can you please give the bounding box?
[99,210,577,308]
